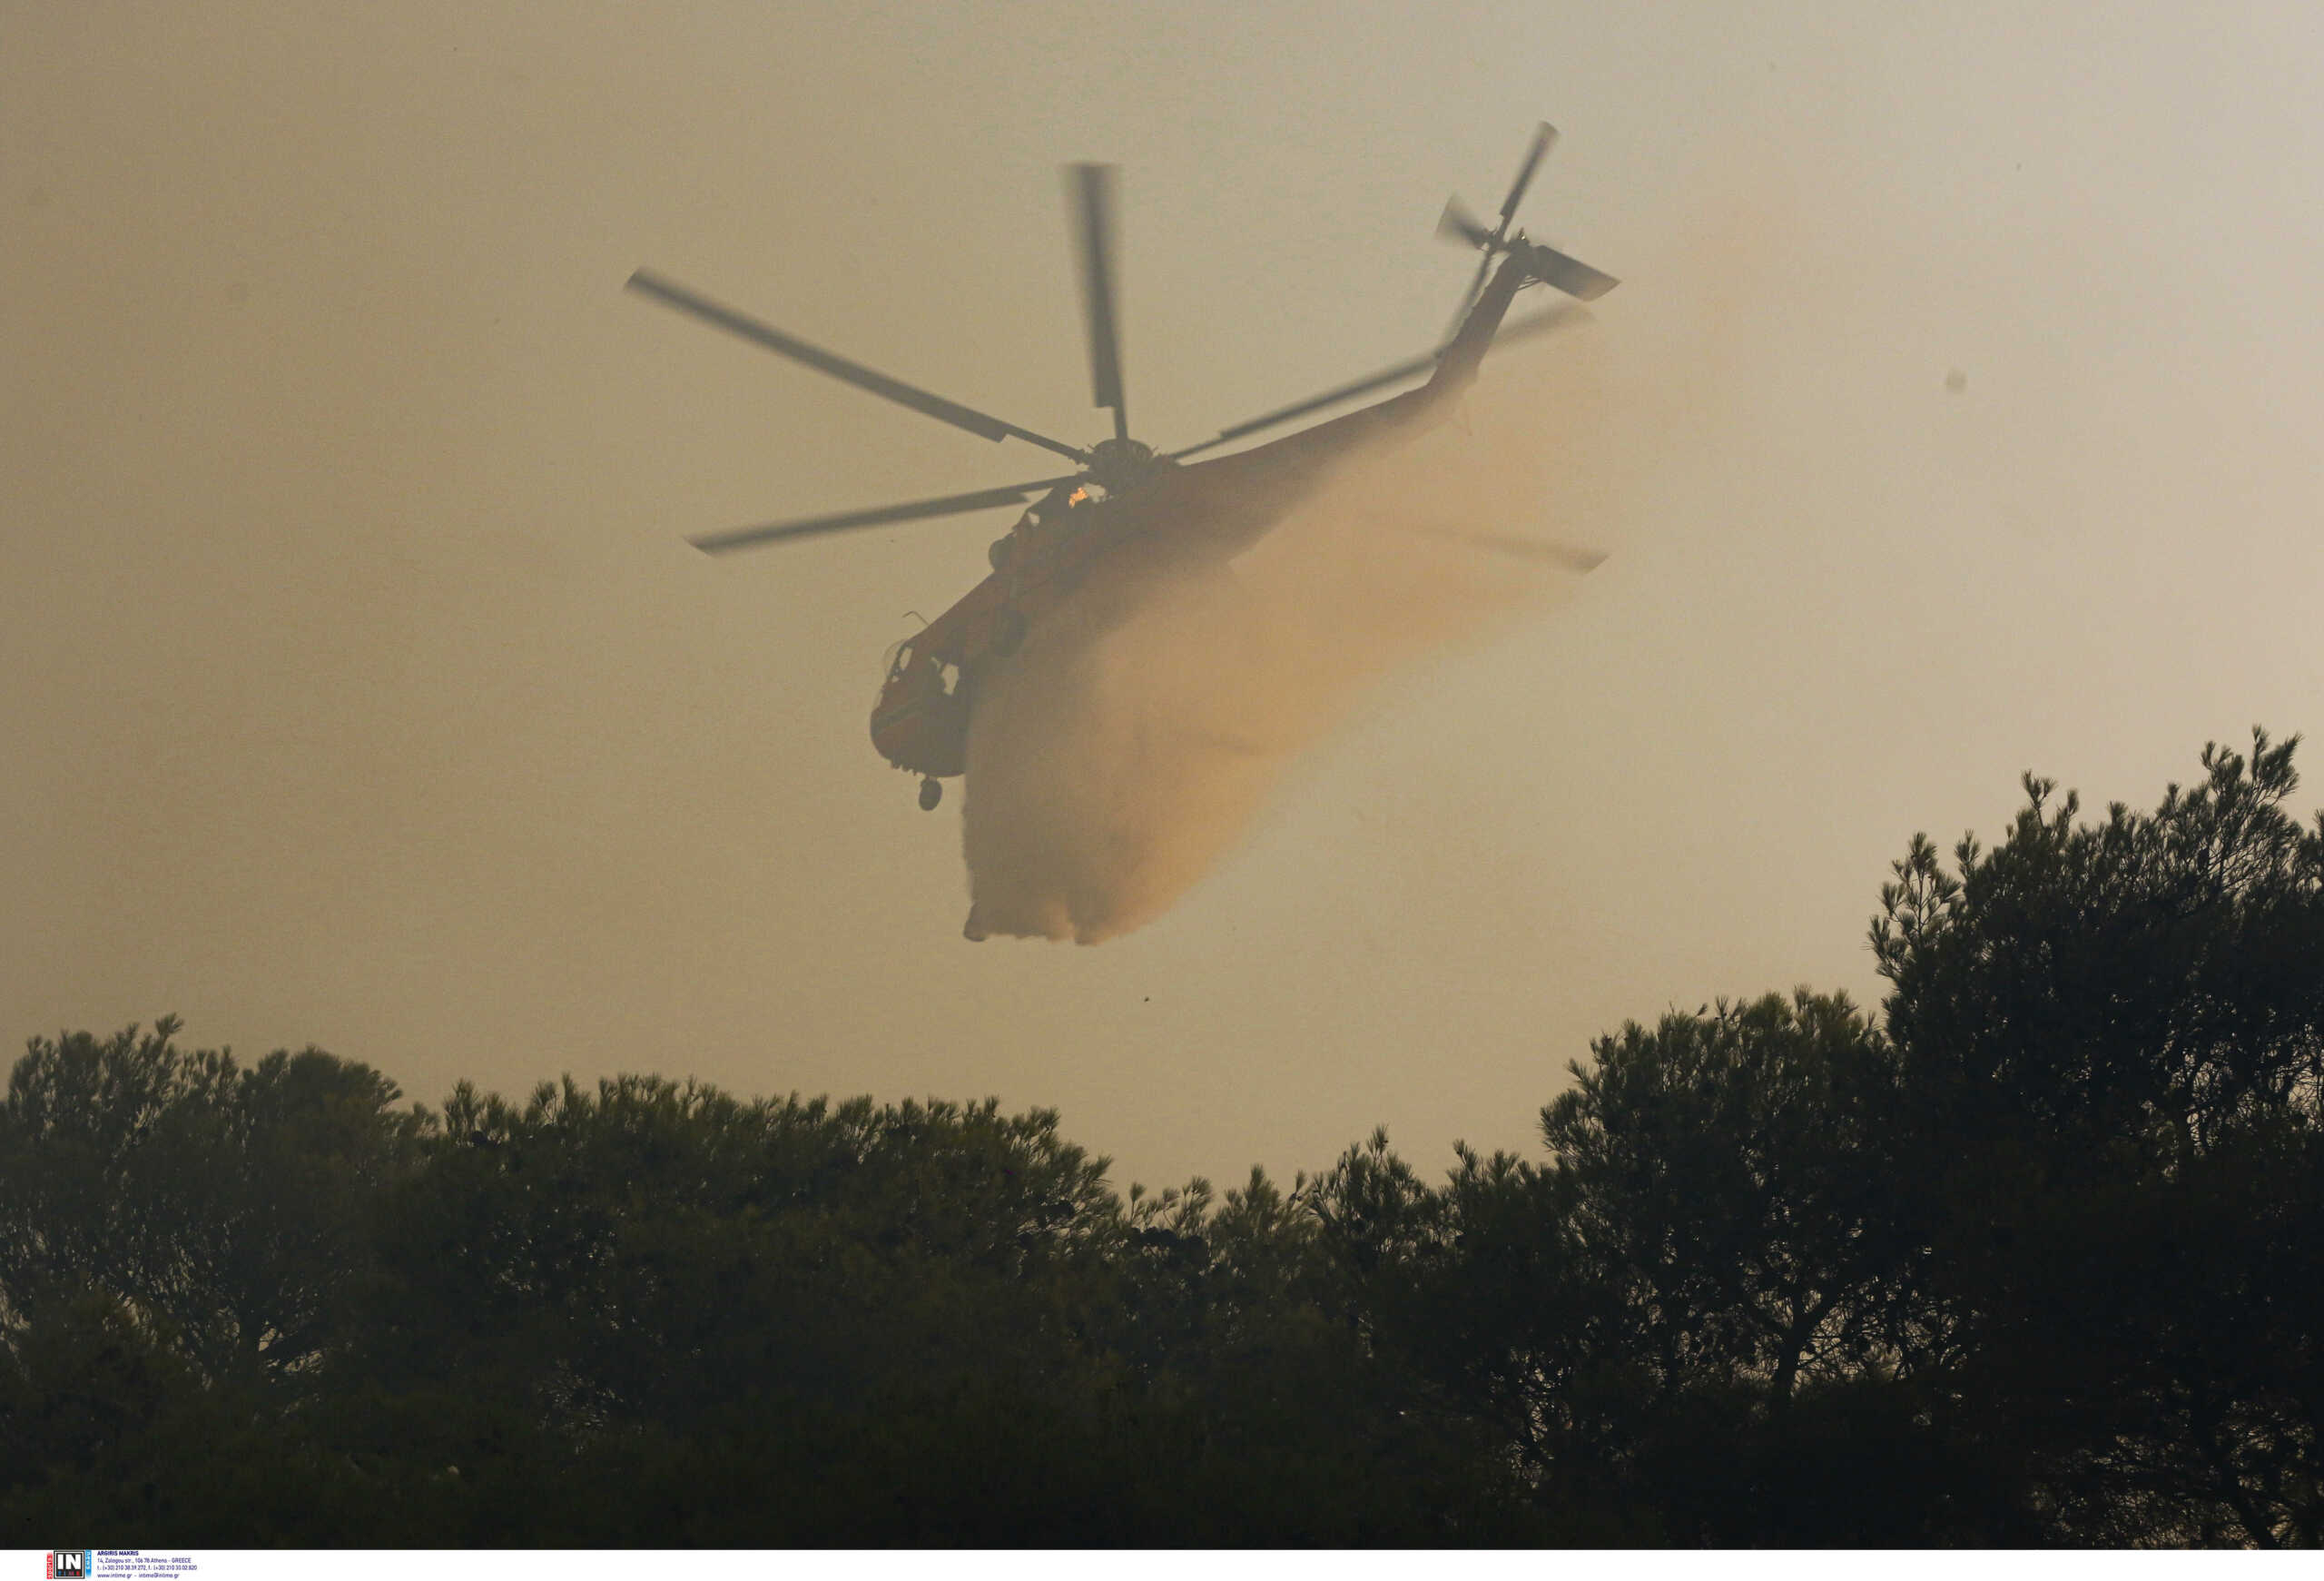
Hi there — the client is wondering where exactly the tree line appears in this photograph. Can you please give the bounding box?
[3,731,2319,1545]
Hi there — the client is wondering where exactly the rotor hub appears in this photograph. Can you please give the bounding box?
[1087,437,1162,497]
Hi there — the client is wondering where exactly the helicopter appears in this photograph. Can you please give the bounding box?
[629,124,1618,811]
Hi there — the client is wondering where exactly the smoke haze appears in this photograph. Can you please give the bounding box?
[962,341,1612,943]
[10,3,2322,1192]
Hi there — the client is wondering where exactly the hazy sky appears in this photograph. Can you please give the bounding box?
[7,2,2321,1191]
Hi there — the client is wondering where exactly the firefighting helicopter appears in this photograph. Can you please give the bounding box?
[629,124,1617,810]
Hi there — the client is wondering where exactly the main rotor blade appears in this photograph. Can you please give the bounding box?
[1495,300,1588,346]
[1449,248,1497,333]
[688,473,1085,556]
[1067,164,1128,441]
[627,270,1089,465]
[1167,350,1443,460]
[1166,301,1586,461]
[1411,524,1605,572]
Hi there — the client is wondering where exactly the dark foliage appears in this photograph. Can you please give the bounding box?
[1870,730,2324,1545]
[3,731,2318,1545]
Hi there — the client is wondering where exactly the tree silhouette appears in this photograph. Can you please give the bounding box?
[0,1020,417,1386]
[1874,730,2324,1545]
[2,730,2318,1545]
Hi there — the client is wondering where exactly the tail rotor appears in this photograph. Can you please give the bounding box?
[1439,123,1618,321]
[1443,123,1556,327]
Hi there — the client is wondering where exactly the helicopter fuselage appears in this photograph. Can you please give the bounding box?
[869,485,1139,779]
[868,238,1563,787]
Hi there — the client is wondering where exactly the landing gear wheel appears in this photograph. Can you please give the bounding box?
[918,776,944,811]
[990,608,1029,657]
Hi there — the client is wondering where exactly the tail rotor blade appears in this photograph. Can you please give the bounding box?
[1437,195,1494,249]
[1067,163,1128,441]
[1498,123,1558,228]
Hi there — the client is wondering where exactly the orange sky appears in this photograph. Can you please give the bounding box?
[5,1,2321,1191]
